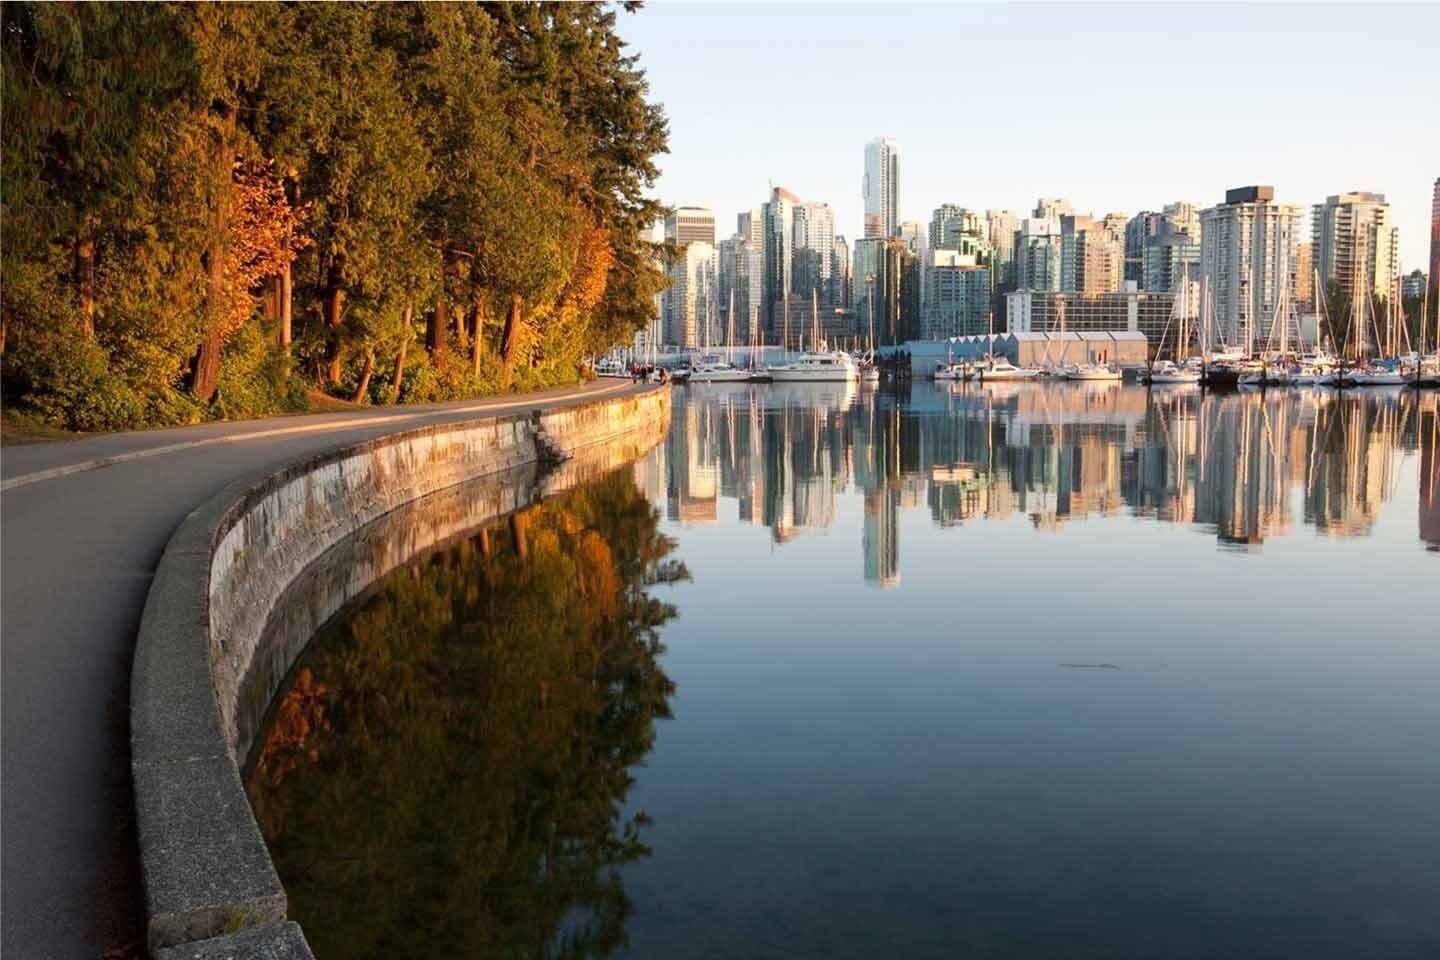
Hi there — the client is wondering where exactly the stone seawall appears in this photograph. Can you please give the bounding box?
[130,387,669,958]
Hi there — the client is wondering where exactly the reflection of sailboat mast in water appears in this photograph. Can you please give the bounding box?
[650,384,1427,582]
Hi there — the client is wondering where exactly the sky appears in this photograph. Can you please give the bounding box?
[618,2,1439,267]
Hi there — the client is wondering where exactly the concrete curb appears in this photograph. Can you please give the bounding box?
[130,387,668,958]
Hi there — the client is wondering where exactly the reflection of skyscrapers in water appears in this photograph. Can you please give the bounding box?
[863,486,900,588]
[648,386,1420,583]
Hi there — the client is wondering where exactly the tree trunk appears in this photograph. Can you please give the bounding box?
[189,124,233,403]
[351,349,375,403]
[510,511,528,559]
[500,293,522,389]
[325,264,344,386]
[428,296,447,363]
[470,290,485,378]
[278,260,293,349]
[391,306,411,404]
[74,223,97,340]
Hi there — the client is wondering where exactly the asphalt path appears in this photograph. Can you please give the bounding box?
[1,379,651,957]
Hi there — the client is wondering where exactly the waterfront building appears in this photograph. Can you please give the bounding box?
[762,186,801,343]
[833,235,852,313]
[794,200,838,305]
[1006,284,1176,355]
[930,205,986,251]
[1142,218,1200,294]
[852,237,886,320]
[1401,268,1426,300]
[1013,217,1063,292]
[1124,211,1162,285]
[1199,186,1303,350]
[863,136,901,239]
[987,209,1020,292]
[929,253,991,338]
[1296,242,1314,309]
[1060,214,1124,294]
[897,221,928,319]
[665,206,716,246]
[665,240,717,348]
[876,239,920,346]
[717,233,760,347]
[1311,191,1399,304]
[738,208,763,249]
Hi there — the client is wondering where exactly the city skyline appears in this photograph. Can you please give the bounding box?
[623,3,1438,268]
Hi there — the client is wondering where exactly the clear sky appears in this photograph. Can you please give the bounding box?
[619,1,1438,267]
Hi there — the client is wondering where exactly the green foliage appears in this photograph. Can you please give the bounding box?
[2,2,668,430]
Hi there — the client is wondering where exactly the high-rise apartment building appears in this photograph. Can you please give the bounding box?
[1060,214,1124,295]
[665,206,716,246]
[1311,192,1399,303]
[665,240,717,348]
[928,252,991,338]
[833,235,852,314]
[738,208,763,249]
[794,201,837,304]
[929,205,986,251]
[762,187,801,343]
[852,237,886,328]
[987,210,1020,292]
[717,233,759,347]
[878,239,921,345]
[862,137,901,239]
[1199,186,1303,350]
[1296,242,1314,309]
[1013,217,1063,292]
[1142,219,1200,295]
[1401,269,1426,300]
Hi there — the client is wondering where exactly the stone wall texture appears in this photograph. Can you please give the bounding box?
[130,387,669,958]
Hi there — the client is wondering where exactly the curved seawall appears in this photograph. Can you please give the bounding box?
[129,387,669,958]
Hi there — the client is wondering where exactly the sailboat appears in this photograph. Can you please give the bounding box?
[1145,268,1201,384]
[690,287,752,382]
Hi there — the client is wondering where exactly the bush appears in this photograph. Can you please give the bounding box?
[212,321,308,421]
[2,329,146,432]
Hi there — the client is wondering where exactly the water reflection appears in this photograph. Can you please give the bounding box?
[246,470,687,959]
[647,383,1438,582]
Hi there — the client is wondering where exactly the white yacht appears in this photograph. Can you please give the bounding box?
[974,356,1040,381]
[933,361,972,381]
[1062,361,1123,381]
[766,349,860,382]
[1144,360,1200,384]
[688,357,753,383]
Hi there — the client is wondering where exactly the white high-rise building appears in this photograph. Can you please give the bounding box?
[862,137,901,239]
[665,241,717,349]
[1199,186,1303,350]
[1311,192,1399,303]
[794,201,837,304]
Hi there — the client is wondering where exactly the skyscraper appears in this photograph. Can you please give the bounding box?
[987,209,1020,292]
[1199,186,1302,350]
[664,206,715,246]
[1013,216,1063,292]
[1311,192,1399,304]
[794,200,837,304]
[762,187,800,343]
[1060,214,1124,294]
[664,241,717,348]
[833,234,852,314]
[862,137,901,239]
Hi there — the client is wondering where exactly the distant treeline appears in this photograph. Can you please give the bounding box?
[1,2,668,430]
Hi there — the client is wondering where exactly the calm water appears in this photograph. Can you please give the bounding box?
[248,382,1440,959]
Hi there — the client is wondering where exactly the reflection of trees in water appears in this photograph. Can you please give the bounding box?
[246,470,688,959]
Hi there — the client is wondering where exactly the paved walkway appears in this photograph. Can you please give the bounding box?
[1,380,651,958]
